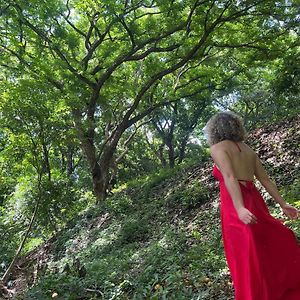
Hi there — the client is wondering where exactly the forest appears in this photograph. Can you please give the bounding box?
[0,0,299,299]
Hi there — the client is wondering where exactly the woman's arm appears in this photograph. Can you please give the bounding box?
[254,155,298,219]
[211,146,257,224]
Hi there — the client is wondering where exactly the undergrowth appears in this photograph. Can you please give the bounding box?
[16,167,300,300]
[19,167,233,300]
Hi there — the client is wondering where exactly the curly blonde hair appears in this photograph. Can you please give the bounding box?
[205,111,246,145]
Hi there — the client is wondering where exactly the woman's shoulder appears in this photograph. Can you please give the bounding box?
[210,140,233,156]
[210,140,234,149]
[211,140,256,153]
[241,142,256,153]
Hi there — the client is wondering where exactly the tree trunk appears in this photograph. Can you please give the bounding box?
[178,135,189,164]
[73,104,134,201]
[66,144,74,176]
[73,109,108,202]
[59,146,66,173]
[80,143,110,202]
[158,144,167,168]
[74,122,124,201]
[42,142,51,181]
[166,140,175,168]
[91,160,110,202]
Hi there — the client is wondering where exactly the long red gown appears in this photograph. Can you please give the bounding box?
[213,164,300,300]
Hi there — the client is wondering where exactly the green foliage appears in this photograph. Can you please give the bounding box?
[16,134,298,299]
[18,158,231,299]
[118,216,150,244]
[119,166,185,200]
[142,168,179,193]
[0,208,21,276]
[0,0,299,298]
[105,194,134,215]
[1,0,299,201]
[279,179,300,238]
[23,238,44,254]
[165,180,210,210]
[281,179,300,206]
[24,274,86,300]
[35,179,88,231]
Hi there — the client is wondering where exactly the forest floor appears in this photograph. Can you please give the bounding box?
[1,115,300,300]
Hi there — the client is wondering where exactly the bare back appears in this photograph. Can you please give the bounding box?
[212,140,256,181]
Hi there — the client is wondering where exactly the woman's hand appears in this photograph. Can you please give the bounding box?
[281,204,299,220]
[237,207,257,225]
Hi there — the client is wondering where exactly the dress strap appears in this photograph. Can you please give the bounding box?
[233,141,241,152]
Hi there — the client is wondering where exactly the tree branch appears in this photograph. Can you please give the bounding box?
[130,11,162,23]
[127,44,181,61]
[10,1,96,88]
[212,42,268,51]
[127,99,181,128]
[81,19,115,70]
[186,0,211,34]
[115,119,151,164]
[121,24,215,127]
[204,0,217,31]
[116,13,136,48]
[63,0,98,43]
[90,22,187,76]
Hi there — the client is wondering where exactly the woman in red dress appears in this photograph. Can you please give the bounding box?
[205,112,300,300]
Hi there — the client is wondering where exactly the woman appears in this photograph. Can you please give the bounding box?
[205,111,300,300]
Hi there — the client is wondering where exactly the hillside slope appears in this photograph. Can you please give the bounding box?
[2,115,300,300]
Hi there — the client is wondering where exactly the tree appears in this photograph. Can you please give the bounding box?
[1,0,298,201]
[0,79,88,284]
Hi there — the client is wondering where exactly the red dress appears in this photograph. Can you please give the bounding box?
[213,165,300,300]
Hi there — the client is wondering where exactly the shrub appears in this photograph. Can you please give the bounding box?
[165,181,210,210]
[118,217,150,244]
[105,194,134,215]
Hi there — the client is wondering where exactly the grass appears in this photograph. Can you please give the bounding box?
[19,167,233,300]
[17,166,300,300]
